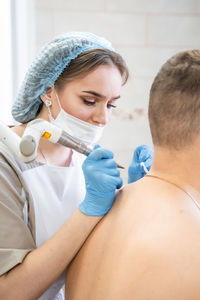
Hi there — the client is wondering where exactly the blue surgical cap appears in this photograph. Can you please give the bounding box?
[12,32,114,123]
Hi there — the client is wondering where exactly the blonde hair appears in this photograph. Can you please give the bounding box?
[54,48,129,90]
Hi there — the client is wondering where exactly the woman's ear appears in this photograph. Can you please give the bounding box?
[40,87,54,103]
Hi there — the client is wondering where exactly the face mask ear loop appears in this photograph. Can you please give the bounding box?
[54,89,62,111]
[44,100,54,122]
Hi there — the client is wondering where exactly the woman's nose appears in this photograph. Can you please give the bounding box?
[92,106,109,126]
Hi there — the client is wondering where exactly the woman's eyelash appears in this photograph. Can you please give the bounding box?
[82,98,95,105]
[81,97,117,108]
[108,104,117,108]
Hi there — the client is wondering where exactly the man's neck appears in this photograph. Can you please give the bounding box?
[150,144,200,202]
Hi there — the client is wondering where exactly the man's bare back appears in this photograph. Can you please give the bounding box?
[65,176,200,300]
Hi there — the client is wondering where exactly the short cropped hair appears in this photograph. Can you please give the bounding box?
[148,50,200,150]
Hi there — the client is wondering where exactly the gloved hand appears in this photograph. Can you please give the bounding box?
[128,144,153,183]
[79,146,123,216]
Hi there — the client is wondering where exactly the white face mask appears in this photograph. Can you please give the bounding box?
[46,91,105,146]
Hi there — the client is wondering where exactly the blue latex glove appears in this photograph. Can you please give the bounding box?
[128,145,154,183]
[79,146,123,216]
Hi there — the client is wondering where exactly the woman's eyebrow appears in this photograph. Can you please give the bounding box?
[82,90,120,100]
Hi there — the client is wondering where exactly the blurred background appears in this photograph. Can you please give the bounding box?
[2,0,200,181]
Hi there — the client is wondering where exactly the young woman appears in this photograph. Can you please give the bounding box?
[0,32,129,299]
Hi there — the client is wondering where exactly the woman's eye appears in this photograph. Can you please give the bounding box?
[82,98,95,106]
[107,103,117,109]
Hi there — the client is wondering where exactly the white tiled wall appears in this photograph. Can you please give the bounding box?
[34,0,200,181]
[54,12,146,46]
[35,0,105,11]
[106,0,196,14]
[198,0,200,13]
[147,16,200,46]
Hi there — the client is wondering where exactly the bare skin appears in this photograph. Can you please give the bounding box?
[65,144,200,300]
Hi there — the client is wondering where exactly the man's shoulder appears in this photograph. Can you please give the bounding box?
[114,180,200,299]
[116,178,200,241]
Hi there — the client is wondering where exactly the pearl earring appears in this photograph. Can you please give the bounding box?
[44,100,52,107]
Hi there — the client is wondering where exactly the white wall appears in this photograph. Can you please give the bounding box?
[0,0,35,124]
[0,1,12,123]
[11,0,35,104]
[33,0,200,181]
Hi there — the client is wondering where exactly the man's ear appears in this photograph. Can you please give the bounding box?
[40,87,54,103]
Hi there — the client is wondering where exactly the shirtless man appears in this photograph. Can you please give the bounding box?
[65,50,200,300]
